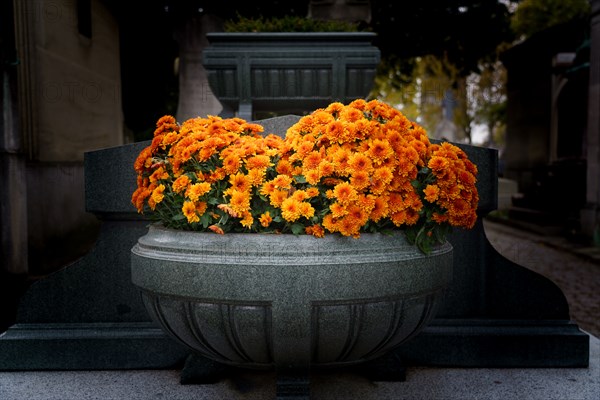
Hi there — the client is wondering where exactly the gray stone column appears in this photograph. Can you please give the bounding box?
[174,14,222,122]
[582,0,600,240]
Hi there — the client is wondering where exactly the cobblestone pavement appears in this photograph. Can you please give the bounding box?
[483,219,600,338]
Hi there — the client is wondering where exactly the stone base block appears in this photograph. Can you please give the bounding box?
[0,322,188,370]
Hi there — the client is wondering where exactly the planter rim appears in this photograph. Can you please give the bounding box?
[132,223,452,266]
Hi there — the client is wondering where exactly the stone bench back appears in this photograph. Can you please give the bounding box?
[0,115,588,370]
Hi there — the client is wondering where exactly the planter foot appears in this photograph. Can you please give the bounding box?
[353,352,406,382]
[276,371,310,399]
[180,353,231,385]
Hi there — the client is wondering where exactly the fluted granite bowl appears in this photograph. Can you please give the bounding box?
[131,224,452,370]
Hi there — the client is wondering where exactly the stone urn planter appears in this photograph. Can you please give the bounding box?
[131,224,453,373]
[202,32,380,119]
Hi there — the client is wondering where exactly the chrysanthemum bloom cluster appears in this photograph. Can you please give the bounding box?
[274,99,479,251]
[132,100,479,252]
[132,115,286,232]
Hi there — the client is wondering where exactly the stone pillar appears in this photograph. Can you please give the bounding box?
[174,14,222,122]
[582,0,600,240]
[1,0,28,275]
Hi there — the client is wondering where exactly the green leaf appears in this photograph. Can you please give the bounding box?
[416,237,432,255]
[172,214,186,221]
[405,230,417,244]
[220,213,229,225]
[290,223,305,235]
[294,175,307,184]
[200,213,211,229]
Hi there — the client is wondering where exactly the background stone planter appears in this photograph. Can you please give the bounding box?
[202,32,380,119]
[131,224,453,370]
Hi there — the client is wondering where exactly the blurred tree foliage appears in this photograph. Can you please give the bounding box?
[370,0,514,75]
[511,0,591,38]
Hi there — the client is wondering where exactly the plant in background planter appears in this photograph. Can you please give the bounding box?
[130,99,478,396]
[223,15,362,33]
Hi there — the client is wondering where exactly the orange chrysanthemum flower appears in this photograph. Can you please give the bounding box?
[131,187,150,213]
[272,174,293,189]
[428,156,448,172]
[317,161,335,177]
[172,175,191,194]
[240,211,254,228]
[331,147,351,172]
[305,224,325,238]
[208,225,225,235]
[186,182,211,202]
[347,205,368,225]
[246,155,271,170]
[149,166,169,183]
[229,173,251,193]
[196,201,207,216]
[259,211,273,228]
[222,154,241,174]
[182,201,200,223]
[348,153,373,174]
[306,187,320,198]
[325,120,345,143]
[281,198,302,222]
[260,181,276,196]
[150,184,165,206]
[370,196,389,222]
[247,168,266,186]
[372,167,394,186]
[367,139,393,165]
[337,215,361,237]
[292,190,309,202]
[332,182,358,205]
[304,169,321,185]
[228,190,251,215]
[217,203,239,218]
[269,190,288,207]
[423,185,440,203]
[296,141,314,158]
[276,159,294,176]
[388,193,405,213]
[350,170,370,191]
[330,202,347,218]
[299,202,315,219]
[303,151,322,170]
[322,214,338,233]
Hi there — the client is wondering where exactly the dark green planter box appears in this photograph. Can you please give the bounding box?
[202,32,381,119]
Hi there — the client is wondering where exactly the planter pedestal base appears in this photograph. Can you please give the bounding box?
[180,354,231,385]
[180,351,407,398]
[276,372,310,400]
[350,352,407,382]
[180,355,312,399]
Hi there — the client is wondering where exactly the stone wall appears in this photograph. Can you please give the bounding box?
[7,0,123,274]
